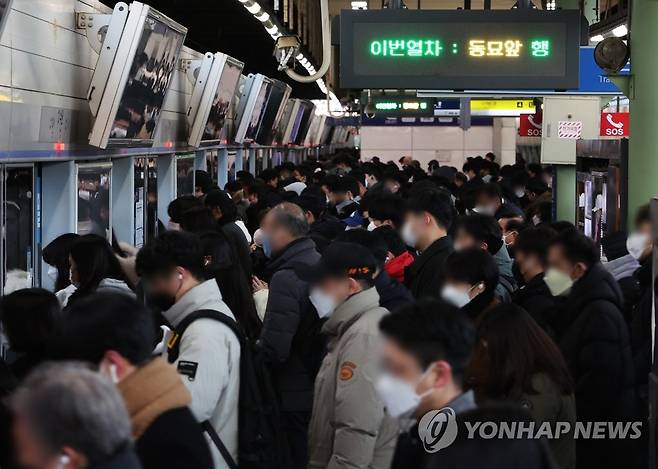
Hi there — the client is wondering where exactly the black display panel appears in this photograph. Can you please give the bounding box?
[243,80,272,142]
[289,104,306,144]
[294,102,315,145]
[255,81,289,145]
[109,13,185,142]
[202,59,243,142]
[340,9,580,90]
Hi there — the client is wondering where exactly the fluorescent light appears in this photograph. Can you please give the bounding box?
[256,11,270,22]
[351,0,368,9]
[590,34,604,42]
[245,2,262,14]
[265,23,279,34]
[613,24,628,37]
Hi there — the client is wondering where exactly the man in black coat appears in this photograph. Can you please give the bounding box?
[547,229,636,469]
[257,202,323,469]
[511,225,562,335]
[402,188,454,300]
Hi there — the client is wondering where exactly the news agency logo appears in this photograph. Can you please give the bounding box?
[417,407,458,453]
[418,407,643,453]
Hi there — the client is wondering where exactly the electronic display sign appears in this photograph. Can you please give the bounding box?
[367,96,435,117]
[340,9,580,90]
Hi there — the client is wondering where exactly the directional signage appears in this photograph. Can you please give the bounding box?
[340,9,581,90]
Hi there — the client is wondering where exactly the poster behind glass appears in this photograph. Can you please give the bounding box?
[134,159,146,248]
[108,14,185,143]
[202,61,243,142]
[77,165,111,240]
[176,156,195,197]
[289,105,306,144]
[243,81,272,142]
[294,103,314,145]
[255,82,289,145]
[4,167,34,285]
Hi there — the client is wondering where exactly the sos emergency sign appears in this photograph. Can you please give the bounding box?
[519,113,543,137]
[600,112,629,137]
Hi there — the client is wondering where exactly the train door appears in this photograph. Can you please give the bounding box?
[76,163,112,240]
[2,165,36,292]
[176,154,195,197]
[146,157,159,243]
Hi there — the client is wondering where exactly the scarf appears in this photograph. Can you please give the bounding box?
[118,357,191,438]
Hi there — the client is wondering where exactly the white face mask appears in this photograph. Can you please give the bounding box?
[544,268,574,297]
[375,366,434,419]
[309,287,338,319]
[47,265,58,281]
[473,205,495,216]
[514,188,526,199]
[167,220,181,231]
[401,222,418,248]
[367,221,377,232]
[441,283,481,308]
[482,174,493,183]
[626,232,649,261]
[532,214,541,226]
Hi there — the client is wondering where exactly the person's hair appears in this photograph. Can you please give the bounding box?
[42,233,80,291]
[476,183,503,202]
[405,188,454,231]
[454,172,468,185]
[549,220,575,234]
[367,193,404,227]
[443,248,499,293]
[48,293,155,366]
[236,170,254,184]
[514,226,557,267]
[224,180,244,194]
[68,235,127,306]
[526,178,549,196]
[167,196,202,224]
[204,190,238,224]
[269,202,309,238]
[504,219,527,234]
[635,203,651,228]
[136,231,205,280]
[296,193,326,219]
[549,227,599,269]
[328,175,359,198]
[376,225,408,257]
[0,289,59,355]
[335,229,388,270]
[10,363,132,466]
[454,214,503,254]
[470,304,573,400]
[194,170,212,194]
[527,163,543,177]
[379,299,475,386]
[179,206,217,233]
[362,162,382,181]
[259,169,279,185]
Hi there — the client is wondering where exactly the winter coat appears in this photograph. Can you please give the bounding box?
[512,273,563,335]
[493,246,517,302]
[405,236,453,300]
[555,263,637,469]
[308,288,398,469]
[119,358,213,469]
[91,448,142,469]
[220,221,253,280]
[259,237,323,412]
[163,280,240,469]
[375,270,414,312]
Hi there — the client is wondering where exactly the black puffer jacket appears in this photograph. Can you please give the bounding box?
[512,273,563,336]
[555,263,637,469]
[259,238,323,412]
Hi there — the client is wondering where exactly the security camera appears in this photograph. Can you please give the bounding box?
[364,102,377,119]
[274,35,301,71]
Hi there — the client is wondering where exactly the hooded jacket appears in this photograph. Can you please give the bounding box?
[556,263,637,469]
[119,358,213,469]
[163,280,240,469]
[308,288,398,469]
[260,237,323,412]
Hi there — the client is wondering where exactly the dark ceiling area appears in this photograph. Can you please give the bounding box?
[101,0,323,99]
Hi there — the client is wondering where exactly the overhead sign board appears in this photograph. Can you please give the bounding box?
[340,9,580,90]
[367,96,435,117]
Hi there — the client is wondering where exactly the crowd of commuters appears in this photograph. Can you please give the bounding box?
[0,151,651,469]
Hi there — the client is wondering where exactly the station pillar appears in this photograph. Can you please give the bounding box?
[628,0,658,225]
[554,166,576,223]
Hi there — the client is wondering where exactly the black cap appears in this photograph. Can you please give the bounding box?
[296,242,377,284]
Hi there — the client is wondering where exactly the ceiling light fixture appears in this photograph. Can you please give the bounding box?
[612,24,628,37]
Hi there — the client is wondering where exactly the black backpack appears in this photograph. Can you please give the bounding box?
[167,310,290,469]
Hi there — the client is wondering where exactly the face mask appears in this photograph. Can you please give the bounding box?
[532,214,541,226]
[482,174,492,183]
[367,221,377,232]
[441,283,481,308]
[309,287,338,319]
[544,268,574,297]
[515,188,526,199]
[47,265,58,281]
[375,366,434,419]
[473,205,495,216]
[261,232,273,258]
[503,231,517,247]
[167,221,181,231]
[401,222,418,248]
[626,232,649,261]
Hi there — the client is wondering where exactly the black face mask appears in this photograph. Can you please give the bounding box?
[147,292,176,312]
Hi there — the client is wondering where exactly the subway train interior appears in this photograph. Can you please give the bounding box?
[1,0,657,468]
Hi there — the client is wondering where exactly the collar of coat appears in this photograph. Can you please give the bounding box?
[118,357,191,439]
[322,287,381,339]
[407,235,452,276]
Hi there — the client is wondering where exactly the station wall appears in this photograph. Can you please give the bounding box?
[0,0,201,156]
[360,119,518,169]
